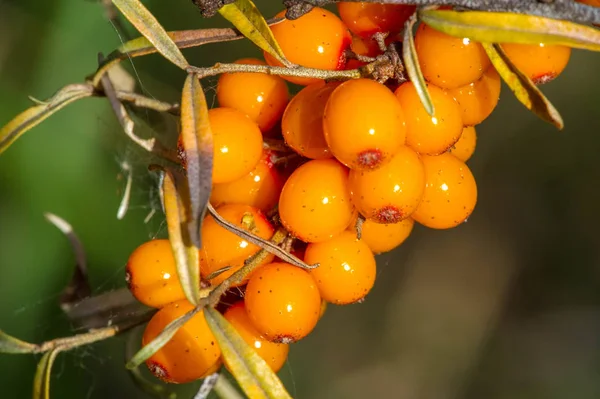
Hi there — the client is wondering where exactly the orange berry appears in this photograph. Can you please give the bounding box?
[282,81,338,159]
[448,67,501,126]
[126,239,188,309]
[412,153,478,229]
[245,262,321,343]
[324,78,406,170]
[337,2,415,37]
[143,301,221,384]
[448,126,477,163]
[501,43,571,84]
[264,8,351,86]
[348,145,425,223]
[350,34,382,58]
[305,231,376,305]
[200,204,275,286]
[359,217,414,254]
[209,107,263,184]
[578,0,600,6]
[395,81,463,155]
[415,23,490,89]
[279,159,354,243]
[210,150,285,213]
[224,301,289,372]
[217,58,289,132]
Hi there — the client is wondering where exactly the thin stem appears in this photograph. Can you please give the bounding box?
[187,62,363,80]
[213,375,245,399]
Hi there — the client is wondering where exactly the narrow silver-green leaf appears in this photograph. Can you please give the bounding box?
[32,348,61,399]
[204,308,292,399]
[112,0,189,69]
[403,16,435,116]
[0,329,36,354]
[483,43,563,129]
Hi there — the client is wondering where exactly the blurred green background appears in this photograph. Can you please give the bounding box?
[1,1,600,398]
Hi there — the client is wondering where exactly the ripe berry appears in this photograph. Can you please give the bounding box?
[217,58,289,132]
[304,231,376,305]
[200,204,275,286]
[415,23,490,89]
[279,159,354,243]
[264,8,351,86]
[126,239,188,309]
[348,145,425,223]
[245,262,321,343]
[412,153,478,229]
[337,2,415,37]
[281,81,338,159]
[359,217,414,254]
[323,78,406,170]
[577,0,600,6]
[448,126,477,163]
[209,107,263,184]
[210,150,285,213]
[143,301,221,384]
[501,43,571,84]
[448,67,501,126]
[395,81,463,155]
[224,301,289,372]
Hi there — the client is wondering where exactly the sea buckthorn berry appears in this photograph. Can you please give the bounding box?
[210,150,285,213]
[577,0,600,6]
[304,231,376,305]
[500,43,571,85]
[412,153,478,229]
[282,81,338,159]
[351,34,382,58]
[209,107,263,184]
[216,58,289,132]
[264,8,351,86]
[448,126,477,163]
[348,145,425,223]
[415,23,490,89]
[245,262,321,343]
[224,301,289,372]
[323,78,406,170]
[279,159,354,243]
[359,217,414,254]
[200,204,275,286]
[143,301,221,384]
[448,67,501,126]
[395,82,463,155]
[337,2,416,37]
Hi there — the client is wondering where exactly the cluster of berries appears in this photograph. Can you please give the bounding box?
[125,3,573,385]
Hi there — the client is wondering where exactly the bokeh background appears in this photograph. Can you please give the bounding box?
[1,0,600,398]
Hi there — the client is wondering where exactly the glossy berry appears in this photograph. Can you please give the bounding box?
[448,126,477,163]
[126,239,187,309]
[448,67,501,126]
[415,23,490,89]
[279,159,354,243]
[345,34,384,70]
[224,301,289,372]
[412,153,478,229]
[209,107,263,184]
[359,217,414,254]
[282,81,338,159]
[264,8,351,86]
[501,43,571,84]
[143,301,221,384]
[349,145,425,223]
[217,58,289,132]
[324,78,406,170]
[210,150,285,213]
[200,204,275,286]
[304,231,376,305]
[337,2,415,37]
[395,81,463,155]
[245,262,321,343]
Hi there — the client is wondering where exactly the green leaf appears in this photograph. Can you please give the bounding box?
[403,16,434,116]
[180,74,213,248]
[162,169,202,305]
[483,43,563,129]
[0,84,93,154]
[204,308,292,399]
[126,306,201,369]
[219,0,288,65]
[112,0,189,70]
[419,9,600,51]
[0,329,36,354]
[32,348,62,399]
